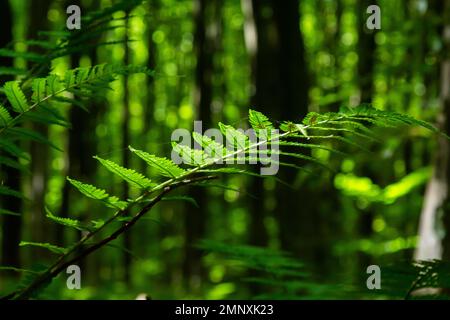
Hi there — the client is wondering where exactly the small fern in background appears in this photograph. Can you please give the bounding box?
[199,240,342,299]
[0,0,144,79]
[372,260,450,300]
[200,242,450,300]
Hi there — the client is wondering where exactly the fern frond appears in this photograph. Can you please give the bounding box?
[45,208,92,232]
[22,107,70,127]
[0,49,46,63]
[219,122,249,150]
[161,196,199,208]
[129,146,186,178]
[171,142,211,166]
[377,259,450,299]
[0,140,29,160]
[0,209,21,216]
[0,266,39,274]
[309,126,378,141]
[0,104,13,127]
[192,132,228,160]
[270,141,347,156]
[67,178,127,210]
[4,81,29,113]
[6,104,443,300]
[21,39,56,50]
[274,150,334,172]
[19,242,68,255]
[0,156,29,172]
[6,127,62,151]
[31,78,47,104]
[0,67,27,76]
[342,105,437,129]
[0,64,153,135]
[248,109,274,131]
[94,156,154,189]
[0,186,25,199]
[45,75,61,95]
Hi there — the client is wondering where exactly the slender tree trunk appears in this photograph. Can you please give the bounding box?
[142,0,159,148]
[440,0,450,260]
[244,0,310,252]
[241,0,267,247]
[357,0,376,104]
[356,0,376,268]
[58,6,101,285]
[28,0,52,252]
[272,0,311,257]
[0,0,22,274]
[183,0,221,290]
[122,11,132,285]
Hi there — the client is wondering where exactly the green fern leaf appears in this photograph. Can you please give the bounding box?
[75,67,91,84]
[64,69,77,87]
[0,156,29,172]
[274,150,334,172]
[196,168,289,185]
[53,96,86,108]
[91,220,105,230]
[38,30,70,38]
[192,132,228,160]
[0,208,21,216]
[0,139,29,160]
[19,241,68,255]
[31,78,47,104]
[249,109,274,131]
[94,156,154,189]
[0,49,46,63]
[0,67,26,76]
[7,127,62,151]
[272,141,347,156]
[161,196,199,207]
[171,142,211,166]
[22,39,56,50]
[218,122,249,150]
[23,107,70,127]
[311,126,376,141]
[45,207,91,232]
[129,146,186,178]
[45,75,61,95]
[67,177,128,210]
[0,104,13,127]
[0,266,39,274]
[4,81,29,112]
[0,186,25,199]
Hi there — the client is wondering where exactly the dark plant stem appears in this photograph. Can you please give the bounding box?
[7,175,217,300]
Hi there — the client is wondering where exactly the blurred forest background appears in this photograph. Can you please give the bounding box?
[0,0,450,299]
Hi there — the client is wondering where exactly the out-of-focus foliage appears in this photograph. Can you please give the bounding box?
[0,0,449,300]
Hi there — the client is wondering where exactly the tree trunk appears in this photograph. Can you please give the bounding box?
[356,0,376,268]
[243,0,310,256]
[241,0,269,248]
[122,11,132,285]
[55,0,104,287]
[27,0,52,256]
[183,0,222,290]
[0,0,22,273]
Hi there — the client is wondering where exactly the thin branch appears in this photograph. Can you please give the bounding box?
[8,175,216,300]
